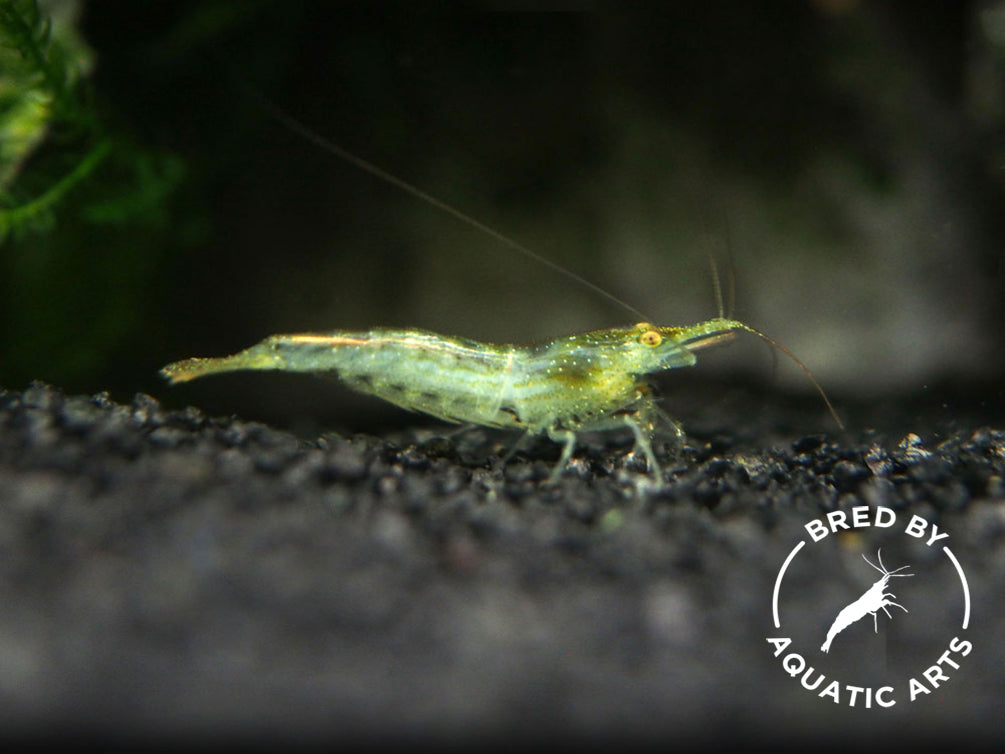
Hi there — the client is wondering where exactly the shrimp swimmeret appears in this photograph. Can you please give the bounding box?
[160,317,842,483]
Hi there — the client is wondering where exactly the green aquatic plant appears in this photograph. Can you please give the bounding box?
[0,0,186,388]
[0,0,107,239]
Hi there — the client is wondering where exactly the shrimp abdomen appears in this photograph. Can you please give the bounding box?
[161,329,522,427]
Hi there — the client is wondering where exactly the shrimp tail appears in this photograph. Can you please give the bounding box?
[159,342,279,384]
[160,333,366,384]
[820,600,865,653]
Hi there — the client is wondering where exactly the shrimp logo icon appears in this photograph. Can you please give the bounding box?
[820,550,912,653]
[766,505,973,709]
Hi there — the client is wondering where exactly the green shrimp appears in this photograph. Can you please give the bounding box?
[161,86,843,483]
[160,318,841,482]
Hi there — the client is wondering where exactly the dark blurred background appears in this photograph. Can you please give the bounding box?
[2,0,1004,434]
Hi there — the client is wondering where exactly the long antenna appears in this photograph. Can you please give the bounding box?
[731,321,844,430]
[717,203,737,318]
[238,81,650,322]
[708,251,725,320]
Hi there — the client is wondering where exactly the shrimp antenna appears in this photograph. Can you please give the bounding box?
[719,207,737,319]
[708,251,725,320]
[730,320,844,430]
[702,211,839,428]
[862,550,884,574]
[695,189,736,320]
[236,79,650,322]
[862,549,913,577]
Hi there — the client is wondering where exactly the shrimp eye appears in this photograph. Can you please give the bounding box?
[640,329,662,347]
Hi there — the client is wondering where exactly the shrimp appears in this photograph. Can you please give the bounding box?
[161,317,841,483]
[820,550,913,653]
[161,87,843,484]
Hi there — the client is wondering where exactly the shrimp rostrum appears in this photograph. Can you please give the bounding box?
[161,316,841,483]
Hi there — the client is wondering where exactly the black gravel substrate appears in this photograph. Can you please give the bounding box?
[1,381,1004,748]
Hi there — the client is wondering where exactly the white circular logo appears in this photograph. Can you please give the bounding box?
[766,504,972,709]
